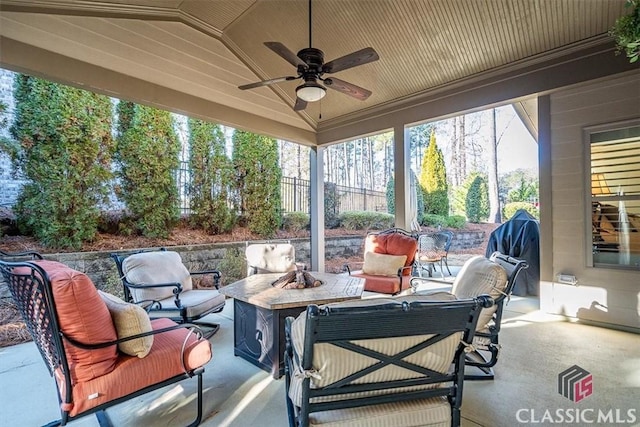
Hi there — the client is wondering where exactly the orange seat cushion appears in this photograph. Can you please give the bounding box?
[351,271,410,294]
[33,260,118,383]
[58,318,212,417]
[365,232,417,276]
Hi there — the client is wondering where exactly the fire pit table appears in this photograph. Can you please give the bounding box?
[219,272,365,378]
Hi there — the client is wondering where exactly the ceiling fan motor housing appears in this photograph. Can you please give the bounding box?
[297,48,325,76]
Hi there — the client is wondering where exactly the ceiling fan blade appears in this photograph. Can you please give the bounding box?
[238,76,298,90]
[293,97,308,111]
[322,47,379,74]
[265,42,306,68]
[324,77,372,101]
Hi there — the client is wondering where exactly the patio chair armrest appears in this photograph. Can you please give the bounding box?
[62,322,205,350]
[343,262,364,274]
[190,269,222,289]
[0,250,44,260]
[398,265,413,276]
[124,281,183,294]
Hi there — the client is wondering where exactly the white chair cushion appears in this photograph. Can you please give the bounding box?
[450,255,508,330]
[152,289,225,318]
[122,251,192,303]
[308,396,451,427]
[245,243,297,274]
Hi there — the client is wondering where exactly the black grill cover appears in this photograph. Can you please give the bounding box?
[485,209,540,296]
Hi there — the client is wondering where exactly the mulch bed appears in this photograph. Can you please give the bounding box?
[0,300,31,348]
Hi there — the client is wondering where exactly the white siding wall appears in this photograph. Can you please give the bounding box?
[541,71,640,331]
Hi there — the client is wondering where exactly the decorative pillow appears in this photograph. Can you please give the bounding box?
[122,251,192,303]
[362,251,407,276]
[32,260,118,383]
[98,291,153,358]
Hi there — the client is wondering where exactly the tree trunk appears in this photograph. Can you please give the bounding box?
[488,108,501,223]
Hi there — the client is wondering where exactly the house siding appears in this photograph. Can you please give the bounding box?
[541,71,640,332]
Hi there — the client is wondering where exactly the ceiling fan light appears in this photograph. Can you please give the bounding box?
[296,82,326,102]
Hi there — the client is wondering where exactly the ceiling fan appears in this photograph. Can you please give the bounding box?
[238,0,379,111]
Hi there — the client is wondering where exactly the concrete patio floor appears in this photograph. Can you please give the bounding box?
[1,288,639,426]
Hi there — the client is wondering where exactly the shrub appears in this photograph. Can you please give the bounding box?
[503,202,539,220]
[282,212,310,232]
[233,130,281,237]
[339,211,394,230]
[188,119,235,234]
[446,215,467,229]
[386,177,395,214]
[324,182,340,228]
[420,213,447,228]
[115,102,180,238]
[217,247,247,286]
[465,174,489,223]
[7,75,115,249]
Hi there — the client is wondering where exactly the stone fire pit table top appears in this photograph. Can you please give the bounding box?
[220,272,365,310]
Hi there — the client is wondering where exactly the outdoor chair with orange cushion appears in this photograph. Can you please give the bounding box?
[344,228,418,294]
[111,248,225,337]
[0,252,212,427]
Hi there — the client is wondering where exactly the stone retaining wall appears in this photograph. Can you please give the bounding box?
[0,231,484,298]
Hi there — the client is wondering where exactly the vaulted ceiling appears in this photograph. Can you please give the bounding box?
[0,0,633,146]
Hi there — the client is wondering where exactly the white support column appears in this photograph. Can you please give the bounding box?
[393,125,412,230]
[309,146,325,272]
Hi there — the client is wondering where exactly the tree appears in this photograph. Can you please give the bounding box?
[115,102,180,238]
[232,130,281,237]
[465,174,490,223]
[488,108,501,222]
[6,75,114,249]
[419,132,449,216]
[499,168,539,204]
[188,118,235,234]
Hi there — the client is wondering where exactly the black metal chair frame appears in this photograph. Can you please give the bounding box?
[111,247,224,337]
[416,230,454,278]
[461,251,528,380]
[284,295,494,427]
[0,252,207,427]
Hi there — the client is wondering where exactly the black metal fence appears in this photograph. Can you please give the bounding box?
[177,162,387,215]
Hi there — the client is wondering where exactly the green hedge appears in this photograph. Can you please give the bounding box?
[282,212,310,232]
[339,211,394,230]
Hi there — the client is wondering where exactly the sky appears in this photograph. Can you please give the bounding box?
[495,105,539,174]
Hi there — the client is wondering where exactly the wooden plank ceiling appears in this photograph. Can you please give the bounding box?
[0,0,629,143]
